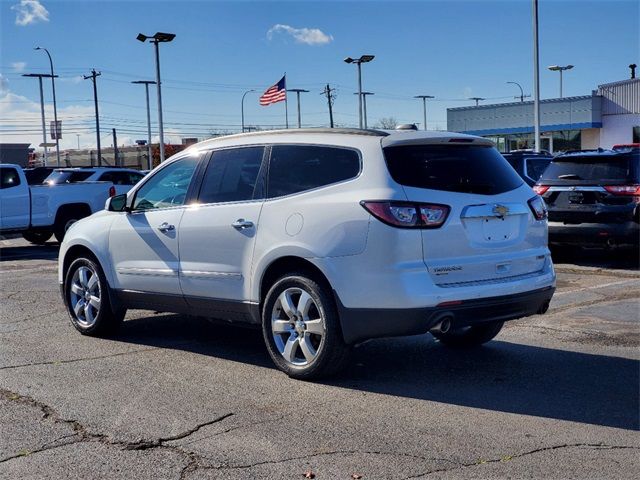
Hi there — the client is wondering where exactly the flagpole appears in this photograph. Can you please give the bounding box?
[284,73,289,129]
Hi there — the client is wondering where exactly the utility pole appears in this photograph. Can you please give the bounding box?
[287,89,309,128]
[112,128,119,166]
[84,69,102,166]
[22,73,57,165]
[414,95,434,130]
[321,84,336,128]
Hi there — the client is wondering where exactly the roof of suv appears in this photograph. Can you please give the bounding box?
[190,128,492,151]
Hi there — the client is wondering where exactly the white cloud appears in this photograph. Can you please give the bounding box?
[267,24,333,46]
[11,0,49,26]
[0,74,9,94]
[59,75,83,85]
[12,62,27,72]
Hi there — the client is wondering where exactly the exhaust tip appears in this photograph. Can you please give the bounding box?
[430,315,453,334]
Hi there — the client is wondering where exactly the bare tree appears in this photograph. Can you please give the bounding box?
[375,117,398,129]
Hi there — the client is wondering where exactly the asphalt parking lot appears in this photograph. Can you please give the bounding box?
[0,237,638,479]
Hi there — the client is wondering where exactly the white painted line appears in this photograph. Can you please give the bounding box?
[556,279,640,296]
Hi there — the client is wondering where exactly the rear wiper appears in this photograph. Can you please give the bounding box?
[558,174,582,180]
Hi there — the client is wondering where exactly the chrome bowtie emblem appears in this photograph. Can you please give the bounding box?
[492,204,509,217]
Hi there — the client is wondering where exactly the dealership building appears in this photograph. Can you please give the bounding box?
[447,77,639,153]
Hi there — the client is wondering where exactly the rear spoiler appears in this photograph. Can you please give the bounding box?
[381,133,494,148]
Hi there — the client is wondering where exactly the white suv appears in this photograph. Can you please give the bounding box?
[58,129,555,379]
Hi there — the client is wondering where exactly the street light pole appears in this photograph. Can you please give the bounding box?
[354,92,374,129]
[22,73,56,166]
[241,89,255,133]
[533,0,541,152]
[137,32,176,163]
[287,89,309,128]
[344,55,375,129]
[469,97,485,107]
[35,47,60,167]
[548,65,574,98]
[132,80,156,169]
[414,95,434,130]
[507,81,525,102]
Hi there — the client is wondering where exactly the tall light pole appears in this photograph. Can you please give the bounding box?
[344,55,375,129]
[22,73,57,165]
[469,97,485,106]
[137,32,175,163]
[507,81,525,102]
[132,80,156,169]
[287,89,310,128]
[354,92,374,129]
[35,47,60,167]
[548,65,574,98]
[533,0,541,152]
[241,89,255,133]
[83,69,102,166]
[414,95,434,130]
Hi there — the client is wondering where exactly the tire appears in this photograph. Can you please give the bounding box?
[22,230,52,245]
[54,212,85,243]
[63,256,125,337]
[432,321,504,348]
[262,272,350,379]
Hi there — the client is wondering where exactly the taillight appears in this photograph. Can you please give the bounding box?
[528,195,547,220]
[361,201,450,228]
[533,185,549,195]
[108,186,116,197]
[603,185,640,196]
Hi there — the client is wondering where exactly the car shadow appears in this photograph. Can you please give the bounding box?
[551,246,639,271]
[114,313,639,431]
[0,243,59,262]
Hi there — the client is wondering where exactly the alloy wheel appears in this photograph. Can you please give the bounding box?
[69,265,101,327]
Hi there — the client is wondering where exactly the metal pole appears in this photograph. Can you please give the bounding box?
[296,91,302,128]
[284,94,289,129]
[363,93,368,129]
[37,77,48,164]
[76,134,80,150]
[241,89,254,133]
[357,62,363,129]
[144,83,152,169]
[112,128,119,166]
[38,48,60,167]
[559,69,563,98]
[84,69,102,166]
[533,0,541,152]
[422,97,427,130]
[153,40,166,162]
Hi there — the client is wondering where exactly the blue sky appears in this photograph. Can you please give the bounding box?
[1,0,638,150]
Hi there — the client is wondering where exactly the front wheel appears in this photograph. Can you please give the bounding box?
[64,257,125,336]
[262,273,350,379]
[431,321,504,348]
[22,230,52,245]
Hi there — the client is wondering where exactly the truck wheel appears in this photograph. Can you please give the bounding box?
[262,272,350,379]
[432,321,504,348]
[64,256,125,336]
[22,230,52,245]
[54,214,82,243]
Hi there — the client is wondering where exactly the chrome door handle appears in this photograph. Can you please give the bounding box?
[158,222,175,232]
[232,219,254,230]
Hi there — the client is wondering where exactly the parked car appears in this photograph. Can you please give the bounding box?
[58,128,556,379]
[44,167,145,196]
[502,150,554,187]
[612,143,640,152]
[23,166,55,185]
[0,164,119,244]
[534,149,640,248]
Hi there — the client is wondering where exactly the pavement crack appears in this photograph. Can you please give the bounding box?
[403,443,640,478]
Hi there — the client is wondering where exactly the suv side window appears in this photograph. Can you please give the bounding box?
[133,157,197,211]
[0,167,21,189]
[198,147,264,203]
[267,145,360,198]
[99,171,144,185]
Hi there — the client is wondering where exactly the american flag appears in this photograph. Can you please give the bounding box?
[259,75,287,106]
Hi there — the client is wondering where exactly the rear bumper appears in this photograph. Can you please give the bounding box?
[548,221,639,247]
[336,286,555,344]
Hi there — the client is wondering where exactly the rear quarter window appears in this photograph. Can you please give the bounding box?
[384,145,523,195]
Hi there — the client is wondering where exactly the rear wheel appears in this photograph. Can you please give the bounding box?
[22,230,52,245]
[432,321,504,348]
[262,272,350,379]
[54,212,84,243]
[64,257,125,336]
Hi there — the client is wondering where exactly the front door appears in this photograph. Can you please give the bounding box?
[109,156,199,297]
[0,166,30,230]
[179,146,265,308]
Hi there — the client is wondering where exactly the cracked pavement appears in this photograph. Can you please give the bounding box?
[1,238,638,479]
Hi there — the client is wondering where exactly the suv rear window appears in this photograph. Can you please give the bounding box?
[384,145,523,195]
[45,170,93,184]
[540,154,639,184]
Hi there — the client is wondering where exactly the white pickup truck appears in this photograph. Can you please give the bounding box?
[1,164,119,244]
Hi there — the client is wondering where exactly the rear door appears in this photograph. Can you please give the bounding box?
[0,166,30,230]
[383,143,547,286]
[537,153,640,224]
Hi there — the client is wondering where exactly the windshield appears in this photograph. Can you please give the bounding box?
[384,145,523,195]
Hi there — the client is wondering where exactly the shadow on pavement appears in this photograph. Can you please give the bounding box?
[114,313,639,431]
[551,246,639,271]
[0,243,59,262]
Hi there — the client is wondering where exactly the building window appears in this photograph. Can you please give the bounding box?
[633,126,640,143]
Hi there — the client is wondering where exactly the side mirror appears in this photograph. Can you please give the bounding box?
[106,193,128,212]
